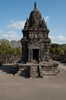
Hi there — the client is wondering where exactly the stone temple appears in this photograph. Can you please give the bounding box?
[14,2,59,78]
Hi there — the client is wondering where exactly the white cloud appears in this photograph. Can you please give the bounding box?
[0,30,3,33]
[44,16,50,23]
[0,31,20,40]
[3,31,18,38]
[7,21,25,30]
[49,36,55,39]
[49,35,66,44]
[57,36,66,41]
[7,17,49,30]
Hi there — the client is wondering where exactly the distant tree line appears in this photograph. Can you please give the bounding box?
[50,43,66,55]
[0,40,22,54]
[0,39,66,63]
[50,43,66,62]
[0,39,66,55]
[0,40,22,64]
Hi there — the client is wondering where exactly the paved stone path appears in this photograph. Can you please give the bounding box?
[0,62,66,100]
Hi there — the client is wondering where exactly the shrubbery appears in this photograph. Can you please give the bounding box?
[50,43,66,55]
[0,40,22,54]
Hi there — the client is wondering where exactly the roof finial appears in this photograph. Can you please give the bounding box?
[34,2,37,9]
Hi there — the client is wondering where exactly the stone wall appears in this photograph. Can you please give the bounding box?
[0,54,21,64]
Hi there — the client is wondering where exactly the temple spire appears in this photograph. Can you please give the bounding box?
[34,2,37,9]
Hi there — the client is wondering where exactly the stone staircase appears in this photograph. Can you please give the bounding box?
[30,65,38,78]
[30,65,43,78]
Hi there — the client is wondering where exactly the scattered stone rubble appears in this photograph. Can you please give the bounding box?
[0,54,21,64]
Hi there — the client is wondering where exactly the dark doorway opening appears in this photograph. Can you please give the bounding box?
[33,49,39,61]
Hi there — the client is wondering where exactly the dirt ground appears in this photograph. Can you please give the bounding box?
[0,62,66,100]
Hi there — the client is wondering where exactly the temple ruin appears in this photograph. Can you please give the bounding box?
[14,2,59,78]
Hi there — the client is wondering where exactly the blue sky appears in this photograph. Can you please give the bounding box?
[0,0,66,44]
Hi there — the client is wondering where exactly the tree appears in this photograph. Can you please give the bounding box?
[56,47,64,55]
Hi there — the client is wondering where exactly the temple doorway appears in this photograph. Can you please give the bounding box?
[33,49,39,61]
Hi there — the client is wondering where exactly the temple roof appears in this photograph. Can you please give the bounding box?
[29,2,42,21]
[24,2,47,30]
